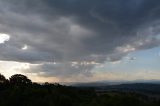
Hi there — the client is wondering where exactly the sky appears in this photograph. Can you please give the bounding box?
[0,0,160,82]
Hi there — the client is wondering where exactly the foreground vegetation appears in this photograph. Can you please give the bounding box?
[0,73,160,106]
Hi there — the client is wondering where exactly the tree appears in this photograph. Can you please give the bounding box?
[0,73,7,84]
[9,74,32,86]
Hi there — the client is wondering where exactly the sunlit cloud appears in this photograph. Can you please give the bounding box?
[116,45,136,53]
[0,61,30,78]
[21,44,28,50]
[0,33,10,44]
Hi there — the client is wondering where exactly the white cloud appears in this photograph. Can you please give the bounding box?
[0,33,10,44]
[21,44,28,50]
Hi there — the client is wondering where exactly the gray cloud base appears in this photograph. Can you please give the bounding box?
[0,0,160,79]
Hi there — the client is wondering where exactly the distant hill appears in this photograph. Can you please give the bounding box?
[71,80,160,87]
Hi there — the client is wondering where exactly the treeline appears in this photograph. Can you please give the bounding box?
[0,73,160,106]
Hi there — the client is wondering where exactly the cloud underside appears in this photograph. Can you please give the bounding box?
[0,0,160,80]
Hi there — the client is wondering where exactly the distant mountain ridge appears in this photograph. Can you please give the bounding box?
[70,80,160,87]
[71,82,160,99]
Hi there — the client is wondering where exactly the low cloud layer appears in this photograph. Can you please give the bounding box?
[0,0,160,80]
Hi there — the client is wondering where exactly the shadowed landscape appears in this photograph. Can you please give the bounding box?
[0,73,160,106]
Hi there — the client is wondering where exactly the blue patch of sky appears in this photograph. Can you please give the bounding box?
[93,46,160,74]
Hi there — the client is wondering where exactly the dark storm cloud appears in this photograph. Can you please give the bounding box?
[0,0,160,78]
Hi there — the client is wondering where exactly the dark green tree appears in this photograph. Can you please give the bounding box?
[0,73,7,84]
[9,74,32,86]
